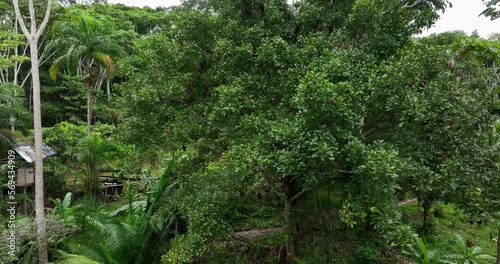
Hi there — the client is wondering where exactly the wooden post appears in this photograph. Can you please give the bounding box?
[104,185,108,205]
[23,186,27,216]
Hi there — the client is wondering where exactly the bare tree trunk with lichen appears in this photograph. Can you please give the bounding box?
[12,0,51,263]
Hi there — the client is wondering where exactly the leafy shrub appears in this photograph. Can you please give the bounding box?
[0,215,78,263]
[57,162,175,264]
[442,234,496,264]
[354,245,382,263]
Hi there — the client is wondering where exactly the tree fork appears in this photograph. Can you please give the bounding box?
[12,0,52,263]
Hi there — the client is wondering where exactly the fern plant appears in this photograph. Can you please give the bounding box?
[56,161,175,264]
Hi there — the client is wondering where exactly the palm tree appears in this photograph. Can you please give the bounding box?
[47,9,122,138]
[0,82,31,152]
[0,83,29,128]
[77,134,127,197]
[56,162,175,264]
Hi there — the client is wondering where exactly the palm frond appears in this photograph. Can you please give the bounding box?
[0,129,32,145]
[48,8,122,80]
[50,64,60,80]
[55,250,101,264]
[64,242,107,263]
[0,133,14,152]
[92,52,115,76]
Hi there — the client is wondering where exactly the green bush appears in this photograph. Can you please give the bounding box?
[0,215,77,263]
[354,245,382,263]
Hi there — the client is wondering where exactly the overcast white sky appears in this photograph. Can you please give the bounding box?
[107,0,179,9]
[107,0,500,38]
[420,0,500,38]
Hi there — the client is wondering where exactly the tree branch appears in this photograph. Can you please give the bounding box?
[402,0,421,8]
[289,175,299,183]
[0,129,34,147]
[291,189,306,202]
[336,169,357,175]
[36,0,52,39]
[12,0,31,38]
[28,0,36,34]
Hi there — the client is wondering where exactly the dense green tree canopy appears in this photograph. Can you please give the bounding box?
[116,0,499,262]
[3,0,500,263]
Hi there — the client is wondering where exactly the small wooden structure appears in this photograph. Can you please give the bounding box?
[102,183,125,204]
[17,166,34,186]
[10,143,57,215]
[99,169,139,204]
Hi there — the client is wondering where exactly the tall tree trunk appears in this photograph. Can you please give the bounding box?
[84,68,96,194]
[12,0,51,263]
[8,6,20,131]
[13,22,18,85]
[10,116,15,131]
[422,198,431,232]
[83,56,93,139]
[496,225,500,264]
[106,78,111,102]
[87,85,92,138]
[30,39,48,264]
[283,176,298,263]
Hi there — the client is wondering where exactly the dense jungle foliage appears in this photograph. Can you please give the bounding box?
[1,0,500,263]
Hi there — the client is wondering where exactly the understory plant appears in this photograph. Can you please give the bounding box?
[50,192,76,225]
[442,234,495,264]
[408,235,444,264]
[56,161,175,264]
[0,215,77,264]
[407,233,496,264]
